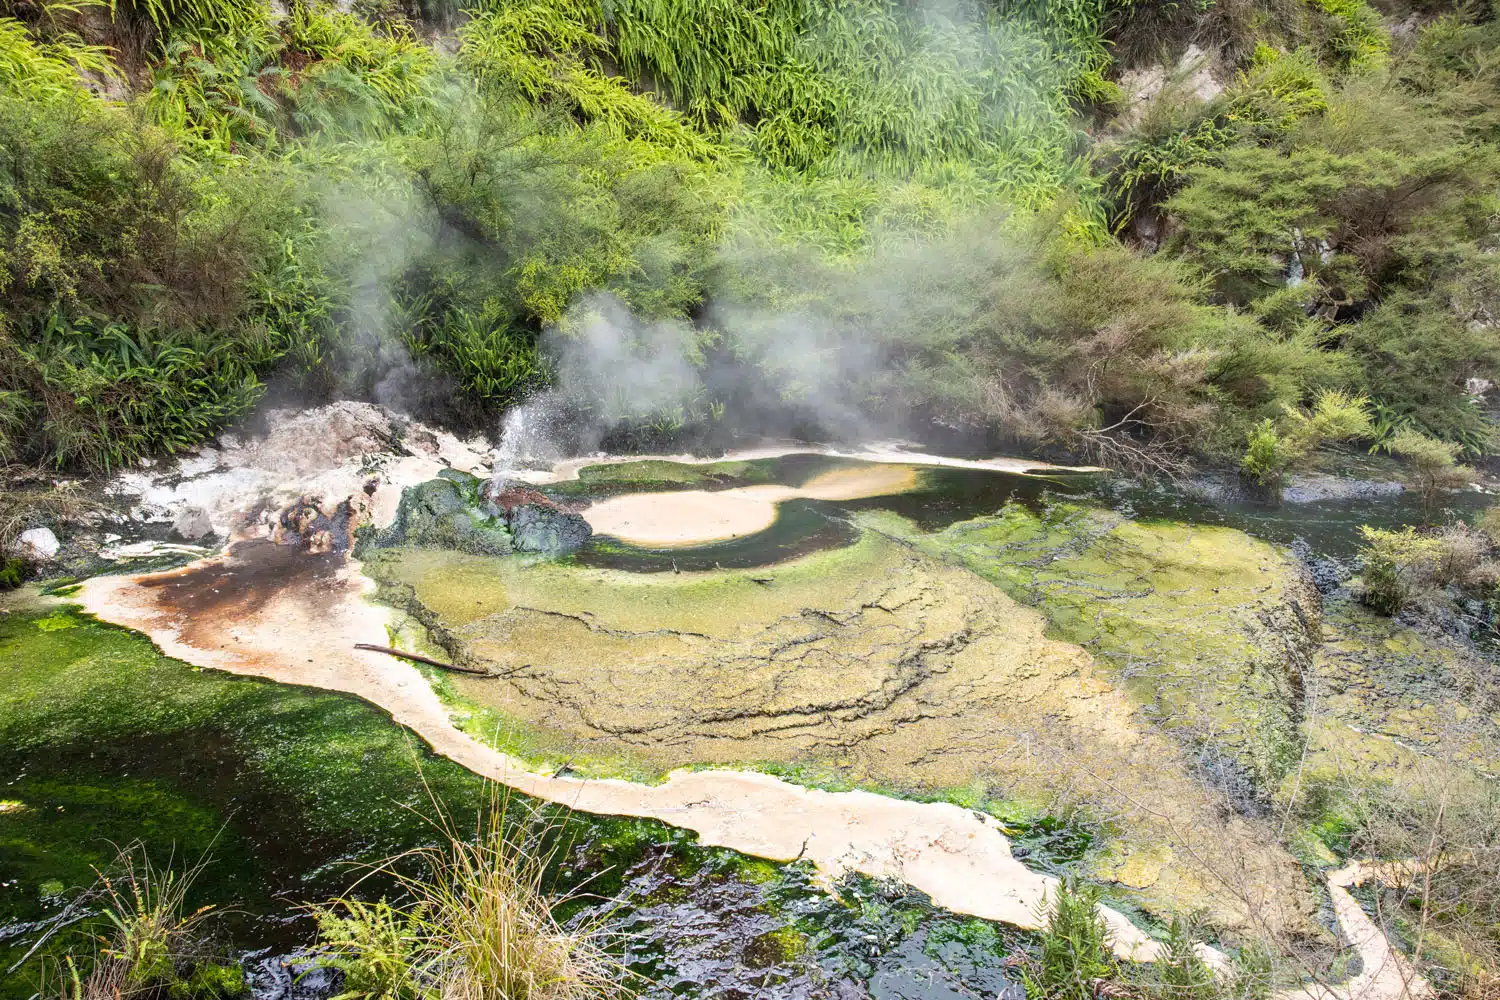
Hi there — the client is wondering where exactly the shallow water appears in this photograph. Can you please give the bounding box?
[570,453,1492,570]
[8,450,1492,1000]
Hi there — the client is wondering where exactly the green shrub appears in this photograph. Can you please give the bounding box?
[311,799,624,1000]
[1022,876,1115,1000]
[1239,389,1370,489]
[1357,525,1443,615]
[1241,418,1293,488]
[1388,428,1474,515]
[2,313,277,469]
[1357,520,1495,616]
[1305,0,1389,71]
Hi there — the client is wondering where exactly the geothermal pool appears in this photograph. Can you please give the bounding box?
[5,403,1491,1000]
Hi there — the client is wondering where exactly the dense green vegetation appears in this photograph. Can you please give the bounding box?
[0,0,1497,472]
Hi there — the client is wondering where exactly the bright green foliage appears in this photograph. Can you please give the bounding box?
[0,17,115,102]
[1387,428,1474,514]
[1305,0,1389,70]
[314,899,421,1000]
[2,0,1499,470]
[457,0,714,158]
[1022,877,1115,999]
[458,0,1109,245]
[1241,418,1292,487]
[1357,525,1445,614]
[1240,389,1371,489]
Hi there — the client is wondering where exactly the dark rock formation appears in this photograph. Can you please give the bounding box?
[376,478,513,555]
[481,477,592,554]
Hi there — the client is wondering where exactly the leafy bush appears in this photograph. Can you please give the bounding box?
[1357,525,1445,614]
[1355,522,1496,615]
[1388,429,1474,515]
[1239,390,1370,490]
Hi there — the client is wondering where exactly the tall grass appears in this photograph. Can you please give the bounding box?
[312,795,627,1000]
[35,844,231,1000]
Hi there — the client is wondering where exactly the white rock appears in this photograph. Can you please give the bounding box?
[15,527,59,562]
[171,505,214,541]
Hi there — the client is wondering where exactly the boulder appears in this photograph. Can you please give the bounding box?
[15,527,59,562]
[508,503,592,554]
[171,505,214,541]
[379,478,512,555]
[481,476,592,555]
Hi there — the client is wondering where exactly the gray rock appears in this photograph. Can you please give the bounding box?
[15,527,59,562]
[171,505,214,541]
[508,503,592,554]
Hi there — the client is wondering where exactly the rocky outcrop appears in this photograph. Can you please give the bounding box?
[366,473,592,557]
[171,505,214,541]
[481,477,591,554]
[374,476,514,556]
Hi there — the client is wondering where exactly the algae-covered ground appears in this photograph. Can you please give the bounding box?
[868,502,1319,797]
[365,486,1327,937]
[0,596,1046,1000]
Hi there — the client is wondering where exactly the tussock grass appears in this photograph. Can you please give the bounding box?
[312,793,629,1000]
[31,844,233,1000]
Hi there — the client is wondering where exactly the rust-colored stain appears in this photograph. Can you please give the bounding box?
[137,540,346,647]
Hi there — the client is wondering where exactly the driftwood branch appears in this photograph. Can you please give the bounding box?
[354,643,491,676]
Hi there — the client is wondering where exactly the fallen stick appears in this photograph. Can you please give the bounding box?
[354,643,491,676]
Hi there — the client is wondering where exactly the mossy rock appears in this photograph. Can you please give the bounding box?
[575,459,763,484]
[372,478,513,556]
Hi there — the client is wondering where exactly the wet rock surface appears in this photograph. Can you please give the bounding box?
[482,476,592,554]
[1282,474,1405,504]
[13,527,58,562]
[373,476,514,555]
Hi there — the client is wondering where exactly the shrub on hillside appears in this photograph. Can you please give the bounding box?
[1388,429,1475,516]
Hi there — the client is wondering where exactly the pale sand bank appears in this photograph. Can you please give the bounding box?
[582,464,920,547]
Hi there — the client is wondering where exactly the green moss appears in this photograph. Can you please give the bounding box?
[172,962,249,999]
[574,459,765,484]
